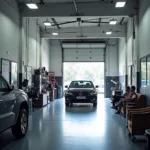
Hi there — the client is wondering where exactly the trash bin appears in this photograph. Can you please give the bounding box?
[145,129,150,150]
[50,88,54,101]
[57,86,62,99]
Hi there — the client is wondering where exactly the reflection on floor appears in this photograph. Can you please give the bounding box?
[0,95,146,150]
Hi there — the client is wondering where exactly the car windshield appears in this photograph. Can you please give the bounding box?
[69,81,94,88]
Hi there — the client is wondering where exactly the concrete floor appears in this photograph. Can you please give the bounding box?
[0,96,147,150]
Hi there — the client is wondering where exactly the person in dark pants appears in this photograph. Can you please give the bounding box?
[111,86,130,107]
[113,86,137,114]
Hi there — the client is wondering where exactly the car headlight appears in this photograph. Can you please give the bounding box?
[90,91,97,95]
[66,91,73,95]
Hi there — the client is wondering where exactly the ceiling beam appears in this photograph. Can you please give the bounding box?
[41,25,126,39]
[41,25,125,33]
[21,1,137,17]
[51,18,60,29]
[41,33,125,39]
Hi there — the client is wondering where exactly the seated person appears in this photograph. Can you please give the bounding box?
[112,86,137,114]
[111,86,130,107]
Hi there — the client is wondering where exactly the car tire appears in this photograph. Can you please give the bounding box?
[93,103,97,107]
[66,103,69,107]
[12,108,28,139]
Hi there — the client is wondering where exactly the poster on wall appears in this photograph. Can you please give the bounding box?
[11,62,18,88]
[128,65,132,86]
[27,66,32,86]
[132,65,136,86]
[1,59,10,83]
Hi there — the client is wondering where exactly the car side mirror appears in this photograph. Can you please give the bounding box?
[95,85,99,88]
[65,85,68,88]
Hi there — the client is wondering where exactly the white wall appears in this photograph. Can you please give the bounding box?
[105,39,119,76]
[42,39,51,71]
[139,0,150,58]
[50,40,62,76]
[22,18,51,74]
[118,0,150,93]
[118,38,126,76]
[0,0,51,79]
[138,0,150,105]
[0,0,20,68]
[21,18,41,73]
[126,16,140,71]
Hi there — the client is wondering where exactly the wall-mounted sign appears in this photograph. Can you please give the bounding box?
[1,59,10,83]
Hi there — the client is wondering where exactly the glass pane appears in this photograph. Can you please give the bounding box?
[11,62,18,88]
[0,78,8,89]
[69,81,94,88]
[147,57,150,85]
[141,58,147,87]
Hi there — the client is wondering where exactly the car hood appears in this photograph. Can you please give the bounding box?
[13,89,28,97]
[13,89,25,93]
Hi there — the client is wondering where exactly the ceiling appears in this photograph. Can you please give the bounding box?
[20,0,114,3]
[20,0,133,39]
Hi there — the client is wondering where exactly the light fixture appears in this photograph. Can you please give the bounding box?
[115,1,126,8]
[106,32,112,35]
[44,21,51,26]
[52,32,58,35]
[26,3,38,9]
[110,19,117,25]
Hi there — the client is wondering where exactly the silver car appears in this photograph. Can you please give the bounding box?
[0,75,29,138]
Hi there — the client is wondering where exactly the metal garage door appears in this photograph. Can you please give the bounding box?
[63,43,106,62]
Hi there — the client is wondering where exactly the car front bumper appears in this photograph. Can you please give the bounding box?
[65,95,97,103]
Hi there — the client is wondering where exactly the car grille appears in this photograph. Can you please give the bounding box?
[72,91,90,96]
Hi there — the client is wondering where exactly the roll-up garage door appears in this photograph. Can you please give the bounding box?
[63,43,106,62]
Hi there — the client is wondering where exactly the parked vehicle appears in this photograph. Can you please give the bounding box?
[65,80,98,107]
[0,74,29,138]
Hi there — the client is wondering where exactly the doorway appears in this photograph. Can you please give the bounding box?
[63,62,105,95]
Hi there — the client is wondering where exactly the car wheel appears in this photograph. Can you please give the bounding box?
[66,103,69,107]
[12,108,28,139]
[93,103,97,107]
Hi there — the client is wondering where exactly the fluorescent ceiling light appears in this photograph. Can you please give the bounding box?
[110,20,117,25]
[26,3,38,9]
[106,32,112,35]
[52,32,58,35]
[115,2,126,7]
[44,22,51,26]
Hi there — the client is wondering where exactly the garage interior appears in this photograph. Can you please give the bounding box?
[0,0,150,150]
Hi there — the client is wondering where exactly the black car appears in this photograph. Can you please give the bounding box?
[65,81,98,107]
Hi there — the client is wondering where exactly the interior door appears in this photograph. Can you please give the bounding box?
[0,77,16,131]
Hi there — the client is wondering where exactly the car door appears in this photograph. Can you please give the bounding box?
[0,77,16,131]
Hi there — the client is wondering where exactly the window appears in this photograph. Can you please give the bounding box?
[141,55,150,87]
[141,58,147,87]
[147,57,150,86]
[0,77,9,90]
[69,81,94,88]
